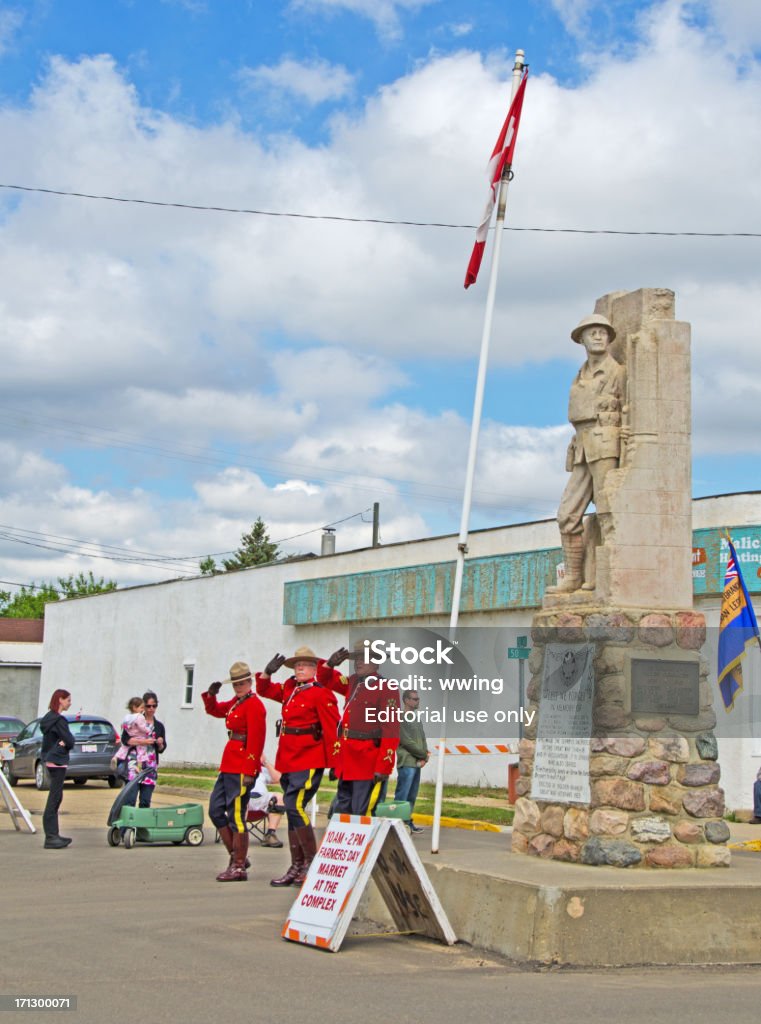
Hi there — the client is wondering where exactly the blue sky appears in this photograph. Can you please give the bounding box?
[0,0,760,588]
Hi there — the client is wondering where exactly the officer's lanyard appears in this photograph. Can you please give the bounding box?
[344,673,381,713]
[226,690,254,724]
[283,680,314,709]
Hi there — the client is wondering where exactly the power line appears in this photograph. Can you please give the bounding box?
[0,523,200,569]
[270,509,372,547]
[1,182,759,237]
[0,509,374,576]
[0,406,558,518]
[0,578,66,593]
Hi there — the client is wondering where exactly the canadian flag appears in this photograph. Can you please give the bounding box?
[464,70,528,289]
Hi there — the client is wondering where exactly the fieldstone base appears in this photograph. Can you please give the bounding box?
[512,605,729,868]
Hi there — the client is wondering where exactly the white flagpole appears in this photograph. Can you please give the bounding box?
[431,48,526,854]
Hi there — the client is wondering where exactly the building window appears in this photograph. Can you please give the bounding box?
[182,662,195,708]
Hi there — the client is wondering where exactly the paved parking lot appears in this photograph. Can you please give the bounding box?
[3,781,761,1024]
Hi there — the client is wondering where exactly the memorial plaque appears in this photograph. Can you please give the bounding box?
[630,658,699,716]
[531,643,595,805]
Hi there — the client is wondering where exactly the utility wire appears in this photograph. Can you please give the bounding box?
[0,508,374,577]
[0,182,758,237]
[0,407,558,517]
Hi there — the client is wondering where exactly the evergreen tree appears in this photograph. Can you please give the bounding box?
[220,517,279,571]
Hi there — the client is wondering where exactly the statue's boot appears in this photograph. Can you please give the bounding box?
[546,533,585,593]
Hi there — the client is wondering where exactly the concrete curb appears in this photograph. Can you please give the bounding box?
[413,813,504,833]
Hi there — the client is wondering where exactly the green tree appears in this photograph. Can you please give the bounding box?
[199,556,219,576]
[0,572,118,619]
[221,517,279,571]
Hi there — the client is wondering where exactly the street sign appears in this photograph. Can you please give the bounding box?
[507,647,530,659]
[517,635,529,647]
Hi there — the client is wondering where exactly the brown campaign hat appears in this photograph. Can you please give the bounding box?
[223,661,252,683]
[347,639,376,660]
[283,645,320,669]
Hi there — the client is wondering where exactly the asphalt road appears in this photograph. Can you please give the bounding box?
[2,781,761,1024]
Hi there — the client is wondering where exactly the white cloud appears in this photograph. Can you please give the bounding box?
[238,58,355,106]
[1,3,761,586]
[0,7,23,57]
[288,0,437,40]
[703,0,761,51]
[549,0,595,37]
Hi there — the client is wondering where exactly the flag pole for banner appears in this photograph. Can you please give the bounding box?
[431,48,526,854]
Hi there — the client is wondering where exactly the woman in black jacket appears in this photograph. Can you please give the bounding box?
[40,689,75,849]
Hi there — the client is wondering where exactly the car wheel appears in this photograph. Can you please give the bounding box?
[107,775,121,789]
[4,763,18,786]
[35,761,51,791]
[73,778,87,787]
[107,827,122,847]
[185,826,204,847]
[123,828,136,849]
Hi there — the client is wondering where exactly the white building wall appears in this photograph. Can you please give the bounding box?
[39,493,761,810]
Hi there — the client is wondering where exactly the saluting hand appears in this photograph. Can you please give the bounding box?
[264,653,286,677]
[208,681,222,696]
[326,647,350,668]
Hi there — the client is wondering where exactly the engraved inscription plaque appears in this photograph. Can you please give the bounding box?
[630,658,699,716]
[531,643,595,805]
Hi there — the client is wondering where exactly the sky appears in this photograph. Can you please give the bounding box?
[0,0,760,591]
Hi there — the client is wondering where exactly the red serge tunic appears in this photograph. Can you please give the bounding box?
[202,689,266,776]
[256,673,340,775]
[316,662,400,782]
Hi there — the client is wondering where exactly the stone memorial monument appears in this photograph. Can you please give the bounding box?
[512,288,729,868]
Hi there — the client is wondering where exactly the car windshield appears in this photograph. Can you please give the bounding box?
[0,717,24,733]
[69,720,115,740]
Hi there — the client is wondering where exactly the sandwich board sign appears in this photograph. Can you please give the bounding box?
[282,814,456,952]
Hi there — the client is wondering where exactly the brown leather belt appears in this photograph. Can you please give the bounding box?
[227,731,246,741]
[282,724,322,737]
[343,727,381,741]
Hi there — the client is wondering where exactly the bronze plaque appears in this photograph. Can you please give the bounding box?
[631,658,699,716]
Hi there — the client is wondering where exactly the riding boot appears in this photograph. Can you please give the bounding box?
[292,825,318,885]
[219,824,251,869]
[216,831,248,882]
[218,824,234,854]
[269,829,303,887]
[546,533,585,593]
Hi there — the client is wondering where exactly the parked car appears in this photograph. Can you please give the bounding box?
[0,716,26,781]
[7,714,121,789]
[0,715,25,742]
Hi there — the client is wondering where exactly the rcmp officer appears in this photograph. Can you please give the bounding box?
[547,313,627,594]
[202,661,267,882]
[318,641,400,816]
[256,645,339,888]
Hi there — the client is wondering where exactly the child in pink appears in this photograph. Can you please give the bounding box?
[115,697,156,780]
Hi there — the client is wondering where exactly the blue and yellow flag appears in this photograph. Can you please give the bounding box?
[717,536,760,711]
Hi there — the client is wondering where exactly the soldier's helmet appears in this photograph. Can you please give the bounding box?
[570,314,616,344]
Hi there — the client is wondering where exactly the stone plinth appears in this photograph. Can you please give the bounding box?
[512,606,729,869]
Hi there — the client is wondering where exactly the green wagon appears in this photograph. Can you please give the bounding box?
[106,770,205,848]
[108,802,205,848]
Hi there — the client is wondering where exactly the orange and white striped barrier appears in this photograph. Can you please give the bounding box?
[441,742,516,755]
